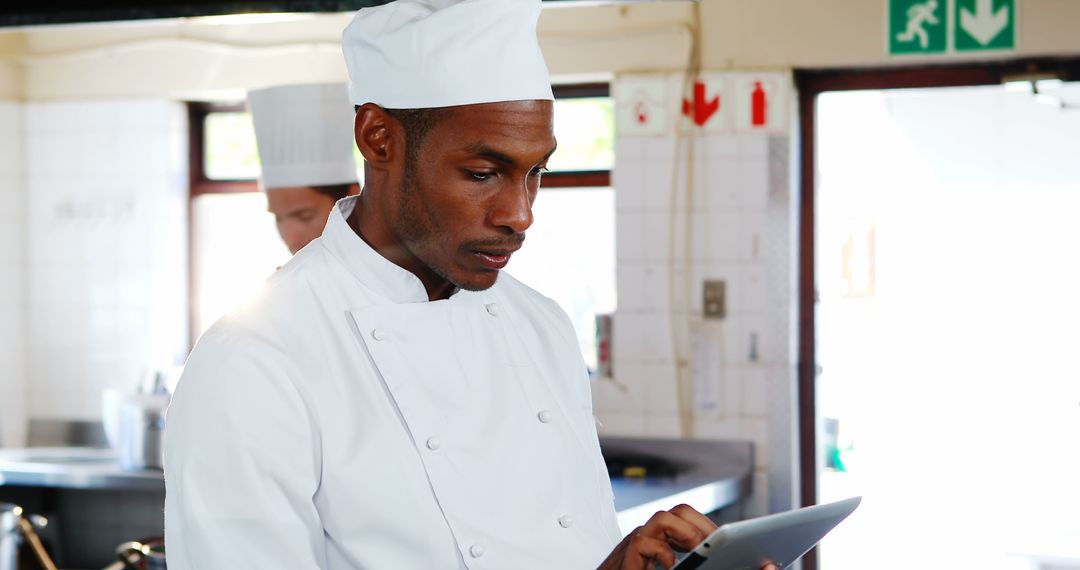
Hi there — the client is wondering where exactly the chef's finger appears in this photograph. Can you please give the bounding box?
[625,532,678,570]
[641,511,709,552]
[668,503,718,537]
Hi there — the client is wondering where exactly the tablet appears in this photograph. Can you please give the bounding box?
[671,496,862,570]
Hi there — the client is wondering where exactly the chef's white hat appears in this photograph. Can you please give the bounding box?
[247,83,358,191]
[341,0,554,109]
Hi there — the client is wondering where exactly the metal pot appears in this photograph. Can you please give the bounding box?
[0,503,17,570]
[117,395,169,471]
[0,503,54,570]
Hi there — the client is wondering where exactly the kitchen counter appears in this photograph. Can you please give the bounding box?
[0,447,163,491]
[0,438,751,568]
[0,438,752,533]
[601,437,753,533]
[0,439,751,511]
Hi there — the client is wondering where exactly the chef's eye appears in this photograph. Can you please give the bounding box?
[466,170,495,181]
[530,166,549,177]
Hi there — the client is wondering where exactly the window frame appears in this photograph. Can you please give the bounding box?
[188,102,259,196]
[186,102,261,349]
[542,82,612,189]
[793,56,1080,570]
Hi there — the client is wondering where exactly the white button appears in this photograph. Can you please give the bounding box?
[558,515,574,528]
[371,328,387,341]
[425,437,442,451]
[469,543,485,558]
[485,303,499,316]
[537,410,553,423]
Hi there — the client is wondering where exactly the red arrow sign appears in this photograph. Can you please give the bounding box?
[682,81,720,126]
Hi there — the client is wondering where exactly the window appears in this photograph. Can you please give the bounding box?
[191,192,289,336]
[203,111,260,180]
[200,109,365,182]
[547,96,614,172]
[505,86,616,371]
[188,86,616,370]
[188,103,364,340]
[188,104,285,340]
[504,186,615,371]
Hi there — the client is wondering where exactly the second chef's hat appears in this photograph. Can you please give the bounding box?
[341,0,553,110]
[247,82,358,191]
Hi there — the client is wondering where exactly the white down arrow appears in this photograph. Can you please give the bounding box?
[960,0,1010,45]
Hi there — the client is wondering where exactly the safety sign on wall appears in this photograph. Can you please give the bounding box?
[615,73,791,137]
[889,0,1017,56]
[614,76,670,136]
[680,75,728,133]
[732,75,788,134]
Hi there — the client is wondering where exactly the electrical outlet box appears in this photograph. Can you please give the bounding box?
[703,280,726,319]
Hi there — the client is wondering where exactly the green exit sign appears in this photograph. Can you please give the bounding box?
[889,0,1017,56]
[890,0,948,54]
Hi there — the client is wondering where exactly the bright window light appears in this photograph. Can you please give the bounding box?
[191,192,290,337]
[506,187,616,371]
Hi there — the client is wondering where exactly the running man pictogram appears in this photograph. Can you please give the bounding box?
[896,0,940,49]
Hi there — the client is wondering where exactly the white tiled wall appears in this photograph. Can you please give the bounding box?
[0,101,27,447]
[596,77,798,517]
[23,100,188,422]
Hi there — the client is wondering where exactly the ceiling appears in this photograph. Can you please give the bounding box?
[1,0,640,28]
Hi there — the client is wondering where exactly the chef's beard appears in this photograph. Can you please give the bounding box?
[394,164,526,292]
[394,163,487,292]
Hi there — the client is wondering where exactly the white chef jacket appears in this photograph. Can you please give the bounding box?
[164,195,622,569]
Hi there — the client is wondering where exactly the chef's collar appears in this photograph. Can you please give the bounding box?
[321,195,452,304]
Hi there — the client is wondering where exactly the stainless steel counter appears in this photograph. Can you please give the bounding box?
[601,437,753,533]
[0,440,751,515]
[0,438,751,568]
[0,447,163,491]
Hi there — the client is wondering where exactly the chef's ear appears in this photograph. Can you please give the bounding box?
[354,103,398,169]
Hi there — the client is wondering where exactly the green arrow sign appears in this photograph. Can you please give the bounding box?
[955,0,1017,51]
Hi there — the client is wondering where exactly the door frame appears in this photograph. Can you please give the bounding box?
[792,56,1080,570]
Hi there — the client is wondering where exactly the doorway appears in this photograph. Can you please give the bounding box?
[798,60,1080,569]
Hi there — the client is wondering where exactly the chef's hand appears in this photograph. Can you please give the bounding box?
[596,504,779,570]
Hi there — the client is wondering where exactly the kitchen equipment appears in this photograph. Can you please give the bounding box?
[117,394,169,471]
[0,504,16,570]
[102,388,125,451]
[105,369,173,471]
[103,538,165,570]
[0,503,56,570]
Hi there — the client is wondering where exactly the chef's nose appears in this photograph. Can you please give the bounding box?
[490,179,534,234]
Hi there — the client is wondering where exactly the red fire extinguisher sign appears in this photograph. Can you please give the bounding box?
[751,81,767,127]
[734,74,787,133]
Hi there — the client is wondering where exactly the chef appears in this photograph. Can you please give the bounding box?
[165,1,759,569]
[248,82,360,254]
